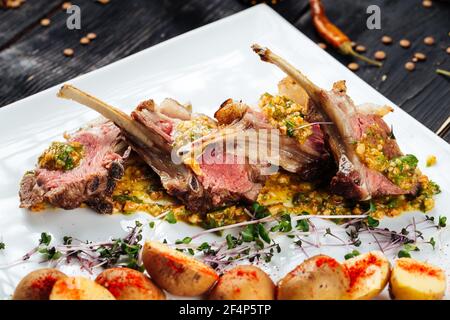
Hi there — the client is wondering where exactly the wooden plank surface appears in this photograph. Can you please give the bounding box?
[0,0,448,142]
[0,0,62,47]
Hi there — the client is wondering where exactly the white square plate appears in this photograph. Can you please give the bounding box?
[1,4,449,299]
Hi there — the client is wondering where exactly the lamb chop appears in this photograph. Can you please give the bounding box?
[252,44,420,200]
[57,85,329,213]
[197,98,330,181]
[19,120,129,214]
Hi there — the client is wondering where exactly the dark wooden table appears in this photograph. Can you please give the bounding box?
[0,0,449,141]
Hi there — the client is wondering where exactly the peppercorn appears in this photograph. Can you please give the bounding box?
[62,2,72,10]
[348,62,359,71]
[424,36,435,45]
[405,62,415,71]
[399,39,411,48]
[374,51,386,61]
[40,18,50,27]
[355,45,366,53]
[381,36,393,45]
[414,52,426,61]
[63,48,74,57]
[87,33,97,40]
[422,0,432,8]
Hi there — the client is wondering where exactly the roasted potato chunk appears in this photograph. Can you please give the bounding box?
[343,251,390,300]
[389,258,446,300]
[277,255,350,300]
[142,241,219,296]
[50,276,115,300]
[95,267,165,300]
[209,265,275,300]
[13,268,67,300]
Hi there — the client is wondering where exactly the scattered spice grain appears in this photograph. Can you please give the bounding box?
[355,45,366,53]
[405,62,415,71]
[62,2,72,10]
[381,36,393,45]
[40,18,50,27]
[348,62,359,71]
[374,51,386,60]
[399,39,411,48]
[422,0,432,8]
[424,36,435,45]
[63,48,74,57]
[87,33,97,40]
[414,52,426,61]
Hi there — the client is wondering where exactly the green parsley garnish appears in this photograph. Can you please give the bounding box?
[165,211,177,224]
[344,250,360,260]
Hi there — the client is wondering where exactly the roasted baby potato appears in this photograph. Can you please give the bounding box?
[13,268,67,300]
[142,241,219,296]
[208,265,275,300]
[50,276,115,300]
[95,267,165,300]
[343,251,390,300]
[389,258,446,300]
[277,255,350,300]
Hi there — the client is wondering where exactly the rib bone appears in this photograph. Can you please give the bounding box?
[57,84,154,149]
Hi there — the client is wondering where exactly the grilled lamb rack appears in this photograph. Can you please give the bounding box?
[252,44,419,200]
[207,98,330,180]
[57,85,264,212]
[57,85,329,212]
[19,120,129,214]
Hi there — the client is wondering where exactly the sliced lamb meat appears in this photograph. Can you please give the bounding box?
[57,85,263,212]
[129,97,268,210]
[253,44,420,200]
[131,96,329,207]
[19,120,129,214]
[210,99,330,180]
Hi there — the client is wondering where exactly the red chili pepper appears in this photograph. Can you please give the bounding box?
[309,0,382,67]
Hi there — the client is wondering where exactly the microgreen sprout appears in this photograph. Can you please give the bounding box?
[344,250,360,260]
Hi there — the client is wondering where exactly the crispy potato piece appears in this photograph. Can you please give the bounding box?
[13,268,67,300]
[50,276,115,300]
[277,255,350,300]
[389,258,446,300]
[208,265,275,300]
[343,251,390,300]
[95,267,165,300]
[142,241,219,296]
[277,76,310,108]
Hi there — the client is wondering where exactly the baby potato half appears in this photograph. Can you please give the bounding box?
[13,268,67,300]
[277,255,350,300]
[142,241,219,296]
[389,258,446,300]
[95,267,165,300]
[343,251,390,300]
[208,265,275,300]
[50,276,115,300]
